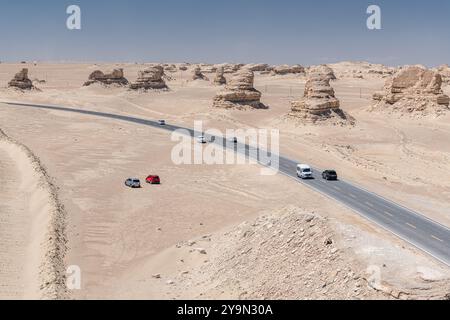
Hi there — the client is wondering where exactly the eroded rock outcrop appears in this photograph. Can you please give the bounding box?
[372,66,450,114]
[247,64,271,72]
[164,64,178,73]
[214,66,227,85]
[84,69,128,86]
[8,69,34,90]
[220,64,244,74]
[129,65,168,90]
[290,72,352,124]
[213,68,266,109]
[192,67,209,81]
[437,65,450,85]
[272,64,305,76]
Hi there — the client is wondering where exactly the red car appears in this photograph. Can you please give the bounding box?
[146,175,161,184]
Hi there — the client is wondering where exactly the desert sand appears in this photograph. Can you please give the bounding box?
[0,62,449,299]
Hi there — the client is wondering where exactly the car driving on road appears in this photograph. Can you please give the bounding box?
[158,120,166,126]
[197,136,207,144]
[322,170,338,181]
[297,164,313,179]
[125,178,141,188]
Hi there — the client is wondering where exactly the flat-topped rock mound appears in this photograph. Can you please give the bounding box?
[84,68,128,86]
[192,67,209,81]
[199,64,217,73]
[372,66,450,115]
[247,63,271,72]
[290,72,353,124]
[130,65,168,90]
[8,69,34,90]
[213,68,267,109]
[213,66,227,85]
[218,63,244,74]
[164,64,178,73]
[272,64,305,76]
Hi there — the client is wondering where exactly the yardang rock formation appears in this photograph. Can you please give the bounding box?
[8,69,34,90]
[272,64,305,76]
[214,66,227,85]
[372,66,450,114]
[130,65,168,90]
[84,68,129,86]
[192,67,209,81]
[213,68,266,109]
[290,72,352,124]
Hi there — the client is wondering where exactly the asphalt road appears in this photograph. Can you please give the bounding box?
[3,101,450,267]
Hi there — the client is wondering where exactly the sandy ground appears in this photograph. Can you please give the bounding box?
[0,62,449,299]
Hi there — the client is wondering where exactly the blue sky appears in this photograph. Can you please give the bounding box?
[0,0,448,66]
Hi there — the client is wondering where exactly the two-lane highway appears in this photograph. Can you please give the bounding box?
[2,101,449,266]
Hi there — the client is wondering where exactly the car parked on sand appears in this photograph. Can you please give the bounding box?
[322,170,338,181]
[146,175,161,185]
[297,164,313,179]
[125,178,141,188]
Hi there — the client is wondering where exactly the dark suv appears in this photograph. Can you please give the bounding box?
[322,170,338,181]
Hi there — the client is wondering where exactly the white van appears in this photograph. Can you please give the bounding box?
[297,164,313,179]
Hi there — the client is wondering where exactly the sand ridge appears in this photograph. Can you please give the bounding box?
[0,129,68,299]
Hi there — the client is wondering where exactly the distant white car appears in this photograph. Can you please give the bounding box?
[297,164,313,179]
[197,136,207,144]
[158,120,166,126]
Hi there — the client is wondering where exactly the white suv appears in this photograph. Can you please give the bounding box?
[297,164,313,179]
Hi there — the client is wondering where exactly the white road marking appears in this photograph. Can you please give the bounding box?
[365,201,374,208]
[349,193,357,199]
[384,211,394,217]
[406,223,417,230]
[333,186,341,191]
[431,235,444,242]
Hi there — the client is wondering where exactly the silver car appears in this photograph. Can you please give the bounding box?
[125,178,141,188]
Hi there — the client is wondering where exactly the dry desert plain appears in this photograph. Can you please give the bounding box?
[0,62,449,300]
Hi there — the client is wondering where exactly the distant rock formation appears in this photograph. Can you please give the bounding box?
[308,65,336,81]
[372,66,450,114]
[129,65,168,90]
[331,62,394,79]
[219,64,244,74]
[437,64,450,84]
[8,68,34,90]
[247,64,271,72]
[290,72,352,124]
[84,68,128,86]
[272,64,305,76]
[213,68,266,109]
[213,66,227,85]
[192,67,209,81]
[199,64,217,73]
[164,64,178,73]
